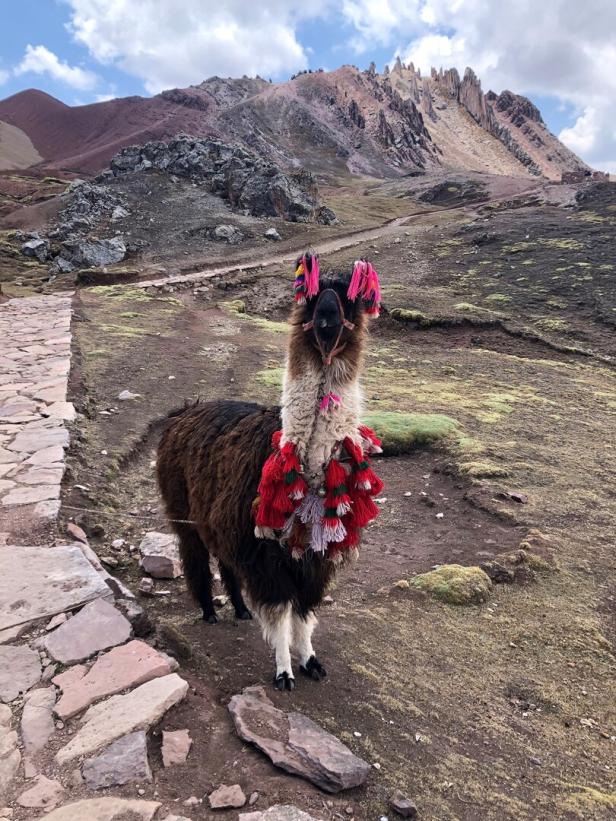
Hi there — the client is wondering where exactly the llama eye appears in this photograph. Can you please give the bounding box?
[318,318,328,328]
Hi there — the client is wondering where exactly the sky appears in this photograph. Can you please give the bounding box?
[0,0,614,172]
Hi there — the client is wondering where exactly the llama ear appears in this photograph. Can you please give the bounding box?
[347,259,381,317]
[293,252,320,304]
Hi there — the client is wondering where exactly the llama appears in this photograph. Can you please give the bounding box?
[157,252,384,689]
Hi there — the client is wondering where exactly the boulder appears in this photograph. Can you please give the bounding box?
[82,731,151,789]
[22,238,50,262]
[54,639,171,719]
[0,645,41,702]
[63,237,126,268]
[161,729,192,767]
[213,224,244,244]
[228,686,371,793]
[39,798,161,821]
[264,227,281,241]
[55,673,189,764]
[139,532,182,579]
[44,598,131,664]
[389,791,418,818]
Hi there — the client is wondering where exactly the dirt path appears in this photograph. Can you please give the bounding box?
[135,184,544,290]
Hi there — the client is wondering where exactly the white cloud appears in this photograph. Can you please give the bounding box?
[341,0,616,171]
[64,0,329,94]
[0,69,8,86]
[14,44,98,90]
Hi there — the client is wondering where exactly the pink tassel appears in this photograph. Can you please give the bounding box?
[319,392,342,414]
[347,260,366,301]
[347,259,381,316]
[303,254,320,299]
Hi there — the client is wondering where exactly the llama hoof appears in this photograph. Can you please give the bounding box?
[274,672,295,691]
[203,613,218,624]
[300,655,327,681]
[236,607,253,621]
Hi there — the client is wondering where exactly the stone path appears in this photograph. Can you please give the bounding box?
[0,293,74,544]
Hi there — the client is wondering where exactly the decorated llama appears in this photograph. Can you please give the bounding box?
[157,251,384,689]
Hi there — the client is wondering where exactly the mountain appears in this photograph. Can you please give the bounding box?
[0,63,589,180]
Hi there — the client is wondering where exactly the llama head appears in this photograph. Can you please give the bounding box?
[288,252,381,378]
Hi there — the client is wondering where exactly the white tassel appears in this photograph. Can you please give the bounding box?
[336,501,351,516]
[323,519,347,543]
[254,526,276,539]
[359,480,371,490]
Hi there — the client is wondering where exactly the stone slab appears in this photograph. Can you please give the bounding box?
[0,644,41,702]
[82,731,151,790]
[161,728,192,767]
[0,544,110,631]
[55,639,171,719]
[240,807,322,821]
[21,686,56,757]
[40,798,161,821]
[55,673,189,764]
[44,598,131,664]
[228,686,371,793]
[139,532,182,579]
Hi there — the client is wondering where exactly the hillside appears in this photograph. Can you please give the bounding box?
[0,63,589,180]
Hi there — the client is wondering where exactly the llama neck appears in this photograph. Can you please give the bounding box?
[281,358,362,486]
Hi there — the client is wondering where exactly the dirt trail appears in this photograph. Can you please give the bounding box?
[135,184,543,290]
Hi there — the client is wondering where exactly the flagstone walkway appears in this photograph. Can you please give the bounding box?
[0,293,74,544]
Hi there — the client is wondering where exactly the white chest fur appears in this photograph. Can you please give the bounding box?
[281,359,362,486]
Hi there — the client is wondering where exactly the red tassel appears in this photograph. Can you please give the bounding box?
[351,492,379,527]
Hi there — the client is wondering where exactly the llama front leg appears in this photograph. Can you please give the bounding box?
[259,603,295,690]
[294,611,327,681]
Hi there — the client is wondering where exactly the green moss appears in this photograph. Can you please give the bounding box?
[118,311,140,319]
[221,299,246,314]
[540,237,584,250]
[247,316,289,334]
[389,307,427,323]
[362,411,459,454]
[256,366,284,389]
[484,293,511,304]
[537,317,568,332]
[410,564,492,605]
[459,461,509,479]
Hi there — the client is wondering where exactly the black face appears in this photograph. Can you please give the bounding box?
[304,277,359,360]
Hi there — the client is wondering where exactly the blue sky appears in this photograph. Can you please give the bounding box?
[0,1,614,170]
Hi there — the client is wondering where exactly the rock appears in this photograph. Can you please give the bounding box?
[389,791,418,818]
[228,685,371,792]
[39,797,161,820]
[0,704,20,796]
[212,594,228,608]
[239,807,320,821]
[21,686,56,758]
[161,817,192,821]
[249,792,259,805]
[0,543,109,633]
[47,612,68,631]
[118,390,141,401]
[162,729,192,767]
[183,797,199,807]
[209,784,247,809]
[111,206,129,221]
[55,639,171,719]
[52,257,75,274]
[139,578,155,596]
[139,532,182,579]
[82,731,151,789]
[115,599,153,637]
[479,560,515,584]
[17,775,65,810]
[63,237,126,268]
[55,673,189,764]
[22,238,50,262]
[0,644,41,702]
[410,564,492,605]
[44,598,131,664]
[213,224,244,244]
[264,227,281,241]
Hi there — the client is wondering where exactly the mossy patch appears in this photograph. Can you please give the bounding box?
[255,366,284,389]
[389,307,427,324]
[459,461,509,479]
[484,293,511,305]
[221,299,246,314]
[362,411,458,454]
[410,564,492,605]
[559,786,616,815]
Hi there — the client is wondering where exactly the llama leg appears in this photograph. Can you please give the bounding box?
[175,525,218,624]
[259,603,294,690]
[293,611,327,681]
[219,562,252,620]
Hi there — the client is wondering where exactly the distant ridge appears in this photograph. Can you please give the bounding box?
[0,64,590,180]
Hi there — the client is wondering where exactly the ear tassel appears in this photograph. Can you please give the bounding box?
[294,253,320,303]
[347,259,381,316]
